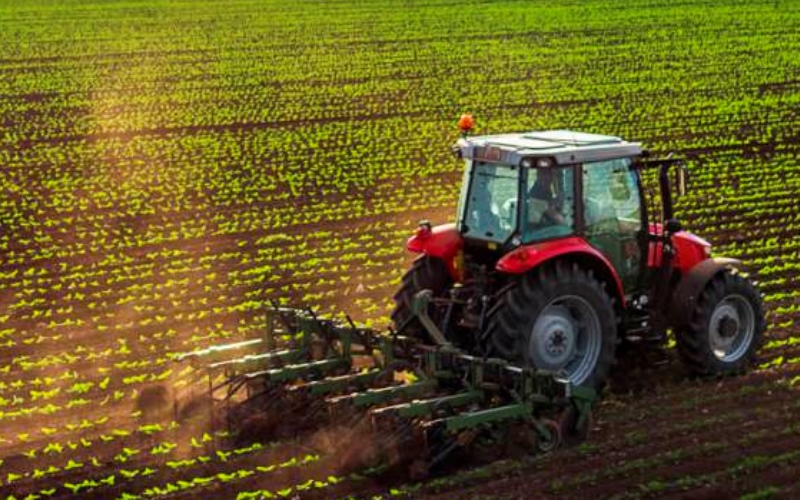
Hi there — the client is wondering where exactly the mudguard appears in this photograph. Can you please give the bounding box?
[496,236,626,307]
[672,232,712,271]
[648,229,711,272]
[667,257,742,328]
[406,223,463,280]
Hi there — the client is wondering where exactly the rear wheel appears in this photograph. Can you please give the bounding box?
[676,270,765,376]
[391,255,453,341]
[485,261,618,390]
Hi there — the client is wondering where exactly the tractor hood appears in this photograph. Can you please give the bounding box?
[648,224,712,272]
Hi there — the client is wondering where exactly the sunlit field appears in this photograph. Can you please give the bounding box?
[1,0,800,498]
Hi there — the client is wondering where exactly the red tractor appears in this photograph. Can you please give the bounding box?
[175,121,768,469]
[392,121,765,390]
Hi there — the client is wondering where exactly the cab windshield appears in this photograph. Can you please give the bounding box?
[459,162,520,242]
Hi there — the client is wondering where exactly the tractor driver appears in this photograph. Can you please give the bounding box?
[528,168,566,227]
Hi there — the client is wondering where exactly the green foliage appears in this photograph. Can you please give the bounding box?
[0,0,799,498]
[740,486,781,500]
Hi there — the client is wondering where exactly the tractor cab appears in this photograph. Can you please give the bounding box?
[455,130,648,289]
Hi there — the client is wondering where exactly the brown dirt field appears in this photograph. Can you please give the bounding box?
[3,1,800,498]
[1,190,798,500]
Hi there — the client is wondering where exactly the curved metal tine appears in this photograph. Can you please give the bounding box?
[393,314,415,337]
[269,300,300,332]
[382,417,414,455]
[211,373,239,392]
[226,376,249,396]
[242,384,281,406]
[344,313,357,329]
[176,366,211,387]
[343,313,368,347]
[214,373,253,397]
[305,306,320,325]
[427,436,462,471]
[305,307,331,341]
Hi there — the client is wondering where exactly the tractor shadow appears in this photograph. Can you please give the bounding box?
[607,340,688,396]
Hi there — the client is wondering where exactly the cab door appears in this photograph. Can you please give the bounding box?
[580,158,643,291]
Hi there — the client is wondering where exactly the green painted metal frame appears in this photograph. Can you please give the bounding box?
[426,402,532,433]
[177,303,598,466]
[329,379,438,408]
[372,390,484,420]
[290,369,382,397]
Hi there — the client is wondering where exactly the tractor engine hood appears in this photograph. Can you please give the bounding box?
[648,223,712,271]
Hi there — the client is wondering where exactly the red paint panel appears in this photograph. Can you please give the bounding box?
[406,223,463,280]
[672,231,711,271]
[495,236,625,305]
[647,226,710,272]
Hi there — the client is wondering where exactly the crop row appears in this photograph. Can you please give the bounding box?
[2,0,800,498]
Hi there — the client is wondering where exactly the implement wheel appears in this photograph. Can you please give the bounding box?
[557,403,592,446]
[485,261,618,390]
[676,270,765,376]
[391,255,453,341]
[536,419,562,453]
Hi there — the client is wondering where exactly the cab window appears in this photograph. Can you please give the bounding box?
[522,166,575,242]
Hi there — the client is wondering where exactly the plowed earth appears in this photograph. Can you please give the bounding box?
[2,0,800,499]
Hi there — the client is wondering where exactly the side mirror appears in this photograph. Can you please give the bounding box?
[674,164,688,196]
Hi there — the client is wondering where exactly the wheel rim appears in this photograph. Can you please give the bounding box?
[708,294,755,362]
[528,296,602,386]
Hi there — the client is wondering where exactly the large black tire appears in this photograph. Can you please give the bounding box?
[676,270,765,376]
[485,261,618,390]
[391,255,453,341]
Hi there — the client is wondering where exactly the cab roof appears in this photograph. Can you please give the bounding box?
[457,129,643,166]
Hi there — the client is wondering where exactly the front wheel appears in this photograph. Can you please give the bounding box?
[676,270,765,376]
[391,255,453,341]
[485,261,618,390]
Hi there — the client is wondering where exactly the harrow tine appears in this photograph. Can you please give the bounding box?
[212,372,249,396]
[174,301,598,478]
[422,433,470,476]
[269,303,301,333]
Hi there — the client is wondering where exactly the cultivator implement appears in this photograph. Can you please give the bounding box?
[175,297,596,475]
